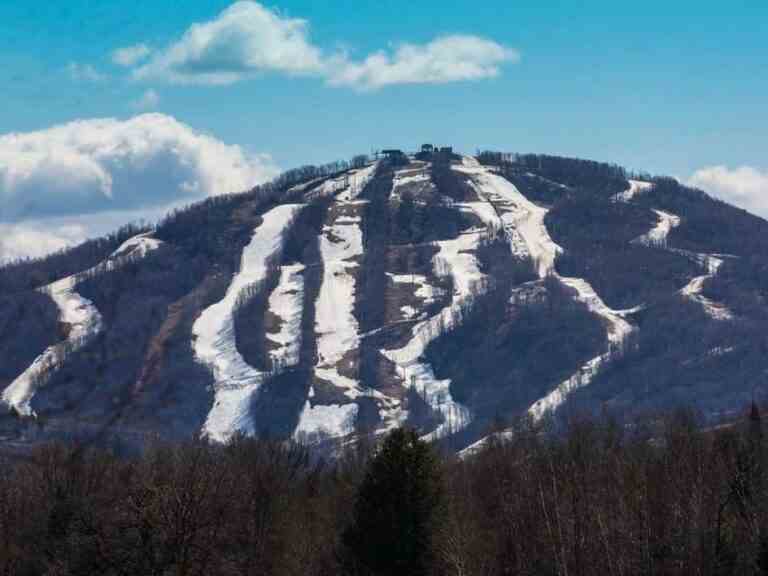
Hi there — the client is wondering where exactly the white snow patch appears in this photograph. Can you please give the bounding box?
[614,179,653,202]
[337,163,379,202]
[458,429,516,459]
[391,163,433,200]
[194,204,303,442]
[313,206,364,397]
[633,209,734,320]
[633,209,681,246]
[2,233,162,416]
[456,202,502,230]
[294,401,358,440]
[401,305,418,319]
[266,263,305,371]
[679,254,733,320]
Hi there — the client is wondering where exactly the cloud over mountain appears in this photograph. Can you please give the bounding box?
[0,113,278,259]
[688,165,768,218]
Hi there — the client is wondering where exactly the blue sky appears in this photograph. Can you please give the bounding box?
[1,1,766,258]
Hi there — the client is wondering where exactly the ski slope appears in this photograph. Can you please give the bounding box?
[313,204,364,396]
[614,179,653,202]
[266,263,305,371]
[633,209,681,246]
[456,157,637,423]
[679,253,733,320]
[632,208,733,320]
[390,162,432,200]
[294,400,358,440]
[455,157,561,277]
[296,166,379,440]
[382,161,496,440]
[527,277,633,421]
[382,230,485,440]
[194,204,303,442]
[2,233,162,417]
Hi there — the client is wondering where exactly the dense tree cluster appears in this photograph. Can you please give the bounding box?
[0,291,60,389]
[478,151,629,199]
[3,413,768,575]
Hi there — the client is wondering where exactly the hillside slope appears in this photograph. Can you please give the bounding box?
[1,150,767,453]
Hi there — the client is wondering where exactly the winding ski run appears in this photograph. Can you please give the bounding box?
[633,208,733,320]
[1,233,162,417]
[454,157,634,423]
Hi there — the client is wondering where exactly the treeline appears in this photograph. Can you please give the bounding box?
[636,177,768,258]
[0,291,60,393]
[3,410,768,574]
[477,150,629,198]
[0,223,147,294]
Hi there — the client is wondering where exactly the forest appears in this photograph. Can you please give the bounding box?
[1,409,768,575]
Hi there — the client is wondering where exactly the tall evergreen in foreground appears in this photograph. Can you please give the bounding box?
[342,427,444,576]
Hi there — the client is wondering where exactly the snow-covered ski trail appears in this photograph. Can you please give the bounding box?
[455,157,635,422]
[632,207,734,320]
[679,254,733,320]
[379,162,504,440]
[265,263,305,371]
[381,230,485,440]
[1,233,162,417]
[613,179,653,203]
[194,204,303,443]
[296,164,378,439]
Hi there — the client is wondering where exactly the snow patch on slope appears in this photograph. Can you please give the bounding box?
[614,179,653,202]
[633,208,733,320]
[294,401,358,440]
[679,254,733,320]
[633,209,681,246]
[313,208,364,397]
[2,233,162,416]
[266,263,305,371]
[194,204,303,442]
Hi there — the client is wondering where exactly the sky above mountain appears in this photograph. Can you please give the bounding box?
[1,0,766,259]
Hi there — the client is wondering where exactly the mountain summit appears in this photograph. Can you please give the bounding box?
[2,149,766,453]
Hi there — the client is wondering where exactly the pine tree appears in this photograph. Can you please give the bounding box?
[342,427,444,576]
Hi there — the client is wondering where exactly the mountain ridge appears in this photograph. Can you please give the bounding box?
[2,149,767,454]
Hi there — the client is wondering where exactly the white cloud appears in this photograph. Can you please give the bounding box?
[0,222,87,262]
[133,1,324,85]
[67,62,107,82]
[112,43,152,67]
[132,88,160,110]
[128,1,517,89]
[0,113,279,226]
[328,35,519,90]
[688,165,768,218]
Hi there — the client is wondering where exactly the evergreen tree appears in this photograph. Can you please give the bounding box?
[342,427,444,576]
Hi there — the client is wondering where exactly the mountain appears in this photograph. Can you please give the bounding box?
[1,149,767,455]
